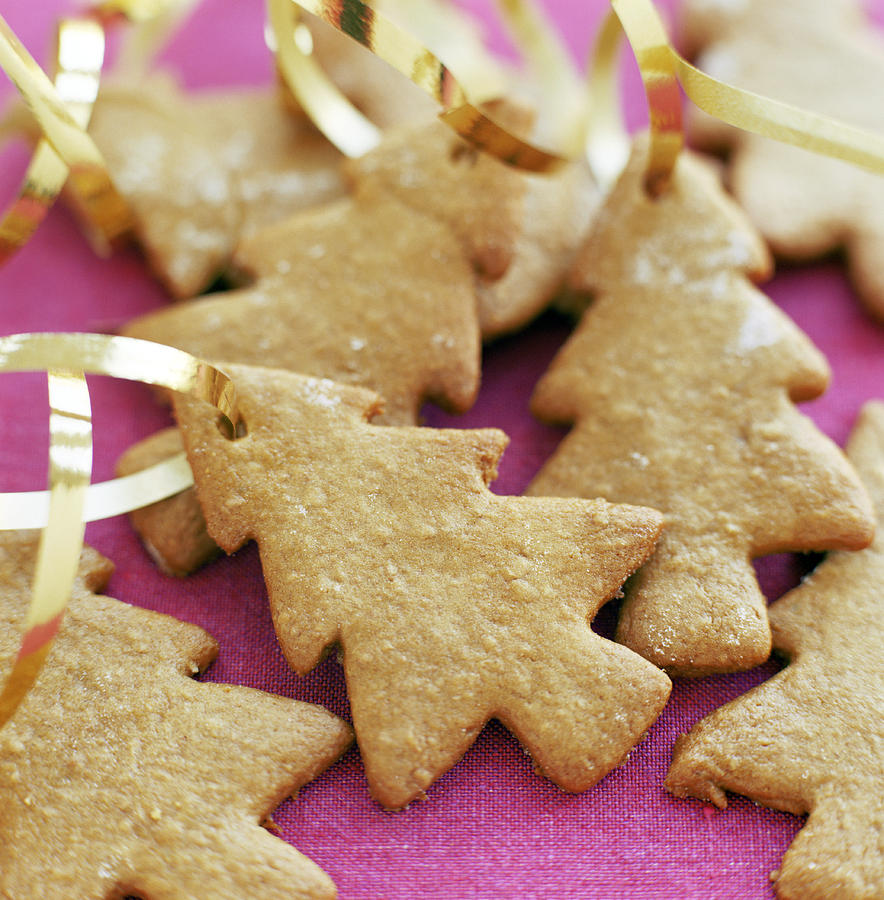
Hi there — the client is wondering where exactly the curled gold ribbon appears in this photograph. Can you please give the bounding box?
[0,453,194,530]
[584,9,631,193]
[0,370,91,728]
[0,333,241,431]
[279,0,566,172]
[0,333,240,729]
[493,0,586,156]
[93,0,202,80]
[269,0,382,158]
[0,18,109,262]
[0,14,131,260]
[598,0,884,193]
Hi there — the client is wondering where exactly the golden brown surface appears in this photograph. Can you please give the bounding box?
[680,0,884,320]
[344,110,598,338]
[116,427,220,577]
[531,136,874,677]
[173,363,670,810]
[666,401,884,900]
[0,532,352,899]
[120,108,592,575]
[91,79,346,298]
[125,189,480,426]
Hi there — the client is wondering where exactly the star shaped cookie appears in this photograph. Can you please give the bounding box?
[666,401,884,900]
[172,363,670,809]
[0,532,352,899]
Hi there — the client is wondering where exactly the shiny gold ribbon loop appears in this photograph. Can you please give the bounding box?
[492,0,587,156]
[599,0,884,194]
[269,0,381,159]
[0,370,92,728]
[0,453,194,530]
[280,0,567,172]
[0,333,241,433]
[0,333,241,729]
[584,10,631,193]
[92,0,202,80]
[610,0,682,194]
[0,15,132,261]
[0,18,107,262]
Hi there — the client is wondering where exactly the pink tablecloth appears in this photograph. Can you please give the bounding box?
[1,2,882,898]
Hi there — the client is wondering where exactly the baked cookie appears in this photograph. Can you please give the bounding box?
[0,532,352,899]
[125,186,480,426]
[532,136,874,677]
[666,401,884,900]
[680,0,884,320]
[89,78,347,298]
[343,107,597,339]
[172,363,670,809]
[120,108,594,575]
[116,426,220,577]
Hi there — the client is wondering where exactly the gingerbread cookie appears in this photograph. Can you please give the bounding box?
[666,401,884,900]
[531,136,874,677]
[680,0,884,320]
[125,187,480,425]
[171,363,670,809]
[89,78,347,298]
[343,107,597,339]
[116,426,220,576]
[120,109,594,575]
[0,532,352,898]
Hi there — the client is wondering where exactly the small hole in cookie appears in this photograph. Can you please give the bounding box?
[216,413,248,440]
[449,142,479,166]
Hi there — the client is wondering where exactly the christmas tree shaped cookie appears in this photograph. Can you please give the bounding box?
[120,110,594,574]
[680,0,884,319]
[666,401,884,900]
[125,184,479,426]
[0,532,352,899]
[530,137,874,677]
[89,78,347,298]
[342,110,596,339]
[171,363,670,809]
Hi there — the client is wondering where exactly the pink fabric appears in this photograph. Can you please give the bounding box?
[1,2,883,897]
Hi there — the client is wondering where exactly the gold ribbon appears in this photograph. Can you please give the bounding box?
[276,0,567,172]
[0,14,131,261]
[268,0,382,159]
[0,454,194,530]
[595,0,884,193]
[0,370,91,727]
[93,0,202,80]
[493,0,587,156]
[0,333,240,729]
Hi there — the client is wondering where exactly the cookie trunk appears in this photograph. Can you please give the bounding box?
[616,539,772,677]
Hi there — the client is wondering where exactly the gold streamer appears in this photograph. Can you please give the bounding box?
[0,370,91,728]
[94,0,202,80]
[0,18,109,261]
[0,14,131,258]
[584,9,631,193]
[269,0,382,158]
[0,333,240,431]
[604,0,884,192]
[0,333,240,728]
[493,0,586,156]
[280,0,567,172]
[0,453,194,530]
